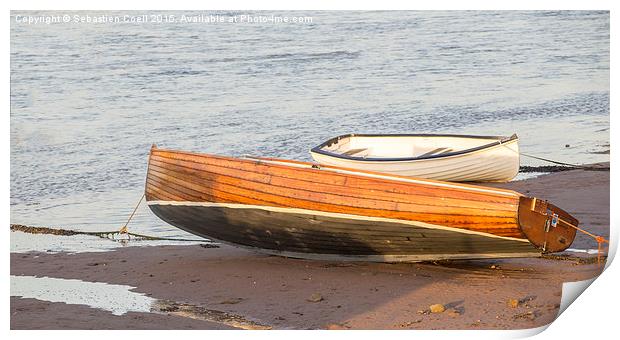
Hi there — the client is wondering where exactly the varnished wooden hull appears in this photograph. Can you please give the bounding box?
[145,146,578,261]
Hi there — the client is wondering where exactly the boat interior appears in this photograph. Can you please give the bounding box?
[317,135,510,159]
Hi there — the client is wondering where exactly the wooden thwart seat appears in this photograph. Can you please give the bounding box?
[419,147,453,157]
[342,148,369,156]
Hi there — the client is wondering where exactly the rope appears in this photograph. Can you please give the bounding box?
[119,193,145,234]
[114,194,216,244]
[499,143,608,171]
[11,194,219,245]
[519,153,585,168]
[10,224,216,244]
[558,217,609,265]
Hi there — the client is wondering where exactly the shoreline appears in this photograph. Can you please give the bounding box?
[10,166,609,330]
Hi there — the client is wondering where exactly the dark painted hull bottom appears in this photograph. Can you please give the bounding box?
[148,202,540,262]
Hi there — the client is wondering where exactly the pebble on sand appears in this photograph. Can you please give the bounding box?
[508,299,519,308]
[429,304,445,313]
[326,323,348,330]
[307,293,324,303]
[219,297,244,305]
[447,309,460,317]
[397,319,422,328]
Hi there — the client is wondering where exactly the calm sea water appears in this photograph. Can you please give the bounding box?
[10,11,609,249]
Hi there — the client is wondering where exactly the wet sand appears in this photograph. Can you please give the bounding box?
[10,297,236,330]
[10,167,609,330]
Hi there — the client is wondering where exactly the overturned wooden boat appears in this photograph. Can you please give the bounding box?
[145,145,577,262]
[310,133,520,182]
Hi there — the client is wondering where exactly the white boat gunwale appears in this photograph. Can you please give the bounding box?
[310,133,519,162]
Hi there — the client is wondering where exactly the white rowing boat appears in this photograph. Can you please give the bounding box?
[310,134,520,182]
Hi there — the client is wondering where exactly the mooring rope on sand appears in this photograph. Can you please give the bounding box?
[519,152,609,171]
[498,142,610,172]
[10,193,217,244]
[556,218,609,266]
[118,193,145,234]
[10,224,217,245]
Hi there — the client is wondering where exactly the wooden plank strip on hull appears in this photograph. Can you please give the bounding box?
[148,161,518,218]
[150,151,520,203]
[147,165,522,237]
[242,155,519,197]
[148,157,518,212]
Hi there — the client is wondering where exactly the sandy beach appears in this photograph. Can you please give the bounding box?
[10,167,609,330]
